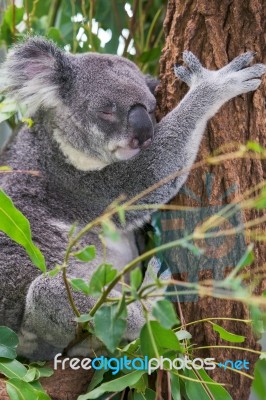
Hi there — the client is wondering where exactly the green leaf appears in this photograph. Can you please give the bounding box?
[94,303,127,353]
[48,264,61,277]
[183,369,218,400]
[175,330,192,341]
[70,278,90,295]
[28,379,49,396]
[34,392,51,400]
[250,304,266,334]
[47,27,64,46]
[212,323,245,343]
[0,112,14,123]
[117,206,126,225]
[224,243,255,284]
[187,368,232,400]
[138,48,161,63]
[23,367,38,382]
[5,384,20,400]
[0,112,15,123]
[140,321,183,358]
[133,392,146,400]
[120,339,140,354]
[34,366,54,379]
[252,359,266,400]
[86,368,106,392]
[246,141,265,153]
[0,358,27,379]
[102,220,120,241]
[0,190,46,272]
[0,326,19,359]
[68,222,78,239]
[6,378,44,400]
[180,240,204,256]
[0,166,12,171]
[88,263,117,296]
[75,314,93,323]
[21,118,34,128]
[78,371,146,399]
[254,187,266,209]
[144,388,156,399]
[73,245,96,262]
[237,244,254,267]
[130,268,143,291]
[133,388,156,400]
[4,6,24,29]
[170,373,181,400]
[131,372,148,393]
[152,300,179,329]
[184,370,210,400]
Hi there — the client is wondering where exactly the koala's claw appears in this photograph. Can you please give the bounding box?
[174,51,204,86]
[174,65,193,86]
[182,50,203,74]
[239,64,266,80]
[221,51,257,74]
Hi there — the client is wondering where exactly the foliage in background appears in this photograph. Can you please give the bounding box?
[0,1,266,400]
[0,0,166,69]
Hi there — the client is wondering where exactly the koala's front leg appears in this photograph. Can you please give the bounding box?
[17,274,147,360]
[102,51,265,229]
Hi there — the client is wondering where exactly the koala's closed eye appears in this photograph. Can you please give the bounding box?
[97,103,118,121]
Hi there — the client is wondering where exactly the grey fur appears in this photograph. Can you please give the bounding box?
[0,37,265,360]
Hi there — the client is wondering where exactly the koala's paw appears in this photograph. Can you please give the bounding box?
[174,51,266,96]
[174,51,205,87]
[220,51,256,73]
[218,52,266,95]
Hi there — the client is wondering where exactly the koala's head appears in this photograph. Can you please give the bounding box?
[2,37,159,171]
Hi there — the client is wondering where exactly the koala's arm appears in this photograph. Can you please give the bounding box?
[98,51,266,226]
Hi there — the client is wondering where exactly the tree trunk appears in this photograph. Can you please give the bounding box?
[156,0,266,399]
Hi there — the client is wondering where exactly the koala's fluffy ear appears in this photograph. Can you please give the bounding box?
[145,75,160,95]
[1,37,73,116]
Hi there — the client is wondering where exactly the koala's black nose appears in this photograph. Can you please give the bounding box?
[128,105,154,149]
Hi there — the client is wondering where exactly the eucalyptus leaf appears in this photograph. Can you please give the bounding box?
[0,326,19,359]
[175,329,192,341]
[94,303,127,353]
[70,278,90,295]
[140,321,183,359]
[0,190,46,272]
[78,371,146,400]
[152,299,179,329]
[130,268,143,291]
[252,359,266,400]
[170,373,181,400]
[88,263,117,296]
[212,323,245,343]
[73,245,96,262]
[0,358,27,379]
[6,378,47,400]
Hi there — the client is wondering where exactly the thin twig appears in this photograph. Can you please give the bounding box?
[155,369,163,400]
[166,371,172,400]
[0,169,41,176]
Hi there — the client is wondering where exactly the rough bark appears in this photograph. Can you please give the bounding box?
[156,0,266,399]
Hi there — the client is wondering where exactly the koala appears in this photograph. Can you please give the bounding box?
[0,37,265,360]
